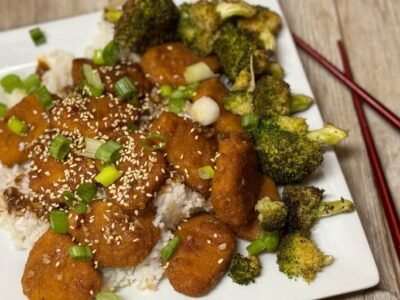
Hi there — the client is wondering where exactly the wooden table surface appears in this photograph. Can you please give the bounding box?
[0,0,399,299]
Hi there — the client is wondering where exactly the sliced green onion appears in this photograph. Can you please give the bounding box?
[161,236,181,261]
[95,165,122,187]
[197,165,215,180]
[62,190,75,207]
[168,97,185,114]
[143,133,167,151]
[0,103,7,117]
[83,64,104,97]
[80,138,104,159]
[184,62,216,84]
[95,140,122,164]
[23,74,41,93]
[246,239,267,256]
[72,202,88,214]
[258,231,280,252]
[29,27,46,46]
[96,291,122,300]
[103,40,120,66]
[77,182,98,204]
[241,113,260,132]
[127,123,139,132]
[69,245,92,260]
[92,49,105,65]
[159,85,173,98]
[1,74,22,93]
[7,116,28,135]
[114,77,138,102]
[49,210,69,234]
[34,86,54,111]
[49,135,71,161]
[104,7,123,24]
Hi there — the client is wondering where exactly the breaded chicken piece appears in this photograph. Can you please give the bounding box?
[49,92,139,138]
[28,132,97,204]
[150,112,217,195]
[165,214,236,297]
[69,201,160,268]
[140,43,220,88]
[193,78,243,134]
[105,130,167,210]
[211,134,262,227]
[258,175,280,201]
[0,95,49,166]
[22,230,102,300]
[72,59,152,97]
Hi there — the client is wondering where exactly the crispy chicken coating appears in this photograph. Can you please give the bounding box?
[22,230,102,300]
[105,130,167,210]
[0,95,49,166]
[211,134,261,227]
[140,43,220,88]
[165,214,236,297]
[69,201,160,268]
[150,112,217,195]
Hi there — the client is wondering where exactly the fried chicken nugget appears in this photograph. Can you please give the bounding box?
[150,112,217,195]
[69,201,160,268]
[193,78,243,134]
[72,59,152,97]
[211,134,262,227]
[0,95,49,166]
[105,131,167,210]
[22,230,102,300]
[141,43,220,88]
[165,214,236,297]
[49,93,139,138]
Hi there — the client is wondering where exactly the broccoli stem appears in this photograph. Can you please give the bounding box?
[306,124,348,145]
[323,255,334,266]
[289,94,313,114]
[317,199,355,218]
[216,2,257,21]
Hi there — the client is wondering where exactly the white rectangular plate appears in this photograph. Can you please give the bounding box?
[0,1,379,299]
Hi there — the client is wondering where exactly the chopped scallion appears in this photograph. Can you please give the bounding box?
[92,49,105,65]
[23,74,41,93]
[95,140,122,164]
[259,231,280,252]
[197,165,215,180]
[103,40,120,66]
[160,236,181,261]
[142,133,167,151]
[34,86,54,111]
[1,74,22,93]
[104,7,123,23]
[127,123,139,132]
[62,191,75,207]
[96,290,122,300]
[159,85,173,98]
[72,202,88,214]
[184,62,216,84]
[246,239,267,256]
[241,113,260,132]
[29,27,46,46]
[49,210,69,234]
[0,103,7,117]
[7,116,28,135]
[80,138,104,159]
[77,182,98,204]
[69,245,92,260]
[83,64,104,97]
[168,97,185,114]
[49,135,71,161]
[114,77,137,102]
[95,165,122,187]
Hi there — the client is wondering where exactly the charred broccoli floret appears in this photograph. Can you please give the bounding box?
[255,197,288,231]
[228,254,261,285]
[283,185,355,235]
[213,23,269,91]
[114,0,179,53]
[223,90,254,115]
[277,232,334,283]
[254,116,348,183]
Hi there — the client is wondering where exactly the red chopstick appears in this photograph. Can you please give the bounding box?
[338,40,400,260]
[293,34,400,131]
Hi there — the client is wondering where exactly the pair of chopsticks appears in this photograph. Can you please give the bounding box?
[292,34,400,260]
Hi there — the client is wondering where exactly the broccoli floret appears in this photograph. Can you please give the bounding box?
[114,0,179,53]
[215,1,257,20]
[253,75,290,117]
[223,90,254,115]
[228,254,261,285]
[255,197,288,231]
[254,116,348,183]
[283,185,355,235]
[213,23,269,91]
[267,61,285,79]
[277,232,334,283]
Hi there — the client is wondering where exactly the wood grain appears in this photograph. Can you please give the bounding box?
[0,0,399,299]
